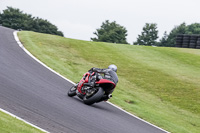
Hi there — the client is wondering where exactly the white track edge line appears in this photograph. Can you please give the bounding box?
[0,108,49,133]
[13,31,169,133]
[13,31,75,85]
[0,31,50,133]
[106,101,169,133]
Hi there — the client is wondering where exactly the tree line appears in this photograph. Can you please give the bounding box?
[0,7,63,36]
[92,21,200,47]
[1,7,200,47]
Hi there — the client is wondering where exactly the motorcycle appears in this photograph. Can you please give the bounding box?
[68,72,116,105]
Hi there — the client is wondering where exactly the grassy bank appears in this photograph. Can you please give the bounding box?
[18,31,200,133]
[0,110,44,133]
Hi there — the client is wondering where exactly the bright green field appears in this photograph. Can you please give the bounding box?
[18,31,200,133]
[0,110,44,133]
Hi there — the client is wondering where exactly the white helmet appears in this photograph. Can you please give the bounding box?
[108,64,117,72]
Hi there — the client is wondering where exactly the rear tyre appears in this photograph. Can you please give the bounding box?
[83,87,104,105]
[68,85,77,97]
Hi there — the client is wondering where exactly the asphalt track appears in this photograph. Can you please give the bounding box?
[0,26,167,133]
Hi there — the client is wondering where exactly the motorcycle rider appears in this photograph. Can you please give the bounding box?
[85,64,118,101]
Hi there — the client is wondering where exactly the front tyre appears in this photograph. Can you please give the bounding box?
[68,84,77,97]
[83,87,104,105]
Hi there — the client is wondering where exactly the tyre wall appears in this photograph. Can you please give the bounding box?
[175,34,200,49]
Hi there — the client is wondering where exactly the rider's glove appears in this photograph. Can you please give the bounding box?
[88,67,94,73]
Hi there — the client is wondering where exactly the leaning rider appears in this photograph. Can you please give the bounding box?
[86,64,118,100]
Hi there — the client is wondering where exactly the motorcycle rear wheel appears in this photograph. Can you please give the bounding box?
[68,85,77,97]
[83,87,104,105]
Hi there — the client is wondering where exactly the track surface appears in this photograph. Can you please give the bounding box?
[0,26,166,133]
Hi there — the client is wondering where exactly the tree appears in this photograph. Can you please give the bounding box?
[157,31,169,46]
[0,7,63,36]
[91,20,128,44]
[163,23,187,47]
[31,17,63,36]
[135,23,158,46]
[186,23,200,34]
[0,7,33,30]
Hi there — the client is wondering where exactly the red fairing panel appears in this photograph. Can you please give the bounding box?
[96,79,116,88]
[77,72,91,94]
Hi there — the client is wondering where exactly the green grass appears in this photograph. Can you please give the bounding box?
[18,31,200,133]
[0,110,44,133]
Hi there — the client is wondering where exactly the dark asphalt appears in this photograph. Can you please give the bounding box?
[0,26,167,133]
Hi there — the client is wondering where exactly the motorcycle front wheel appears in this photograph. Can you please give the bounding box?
[68,84,77,97]
[83,87,104,105]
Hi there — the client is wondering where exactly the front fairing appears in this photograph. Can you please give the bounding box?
[77,72,91,94]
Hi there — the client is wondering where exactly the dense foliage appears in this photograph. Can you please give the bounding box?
[135,23,158,46]
[91,20,128,44]
[158,23,200,47]
[0,7,63,36]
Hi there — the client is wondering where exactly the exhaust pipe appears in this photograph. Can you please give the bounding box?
[108,94,112,99]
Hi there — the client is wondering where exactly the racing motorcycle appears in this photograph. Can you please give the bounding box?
[68,72,116,105]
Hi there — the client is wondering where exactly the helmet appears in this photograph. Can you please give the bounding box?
[108,64,117,72]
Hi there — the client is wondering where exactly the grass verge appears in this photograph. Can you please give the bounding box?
[0,110,44,133]
[18,31,200,133]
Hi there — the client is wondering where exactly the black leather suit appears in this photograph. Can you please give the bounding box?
[89,67,118,85]
[88,67,118,100]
